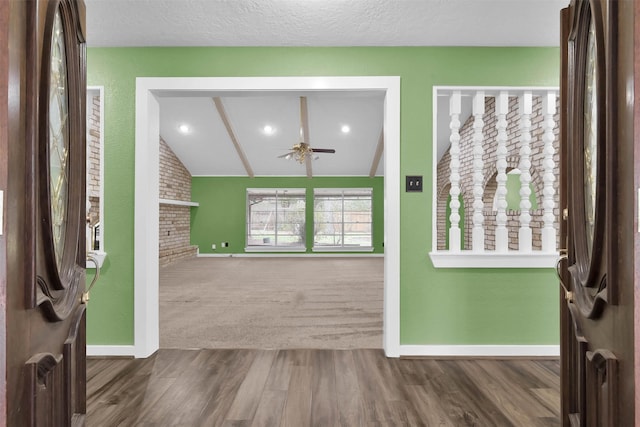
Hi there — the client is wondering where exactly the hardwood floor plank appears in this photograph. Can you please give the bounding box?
[250,390,287,427]
[421,373,479,425]
[310,350,339,427]
[125,377,175,424]
[289,348,313,367]
[133,352,208,425]
[334,350,366,426]
[263,350,293,392]
[225,350,277,422]
[426,360,496,426]
[86,350,560,426]
[512,359,561,390]
[501,359,554,389]
[478,359,560,421]
[150,348,201,378]
[405,385,455,427]
[281,366,312,427]
[441,359,519,425]
[153,350,240,425]
[352,349,405,422]
[87,371,153,426]
[459,359,551,425]
[194,350,259,427]
[531,387,562,415]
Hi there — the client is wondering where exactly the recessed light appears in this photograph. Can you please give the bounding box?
[263,125,275,135]
[178,124,190,134]
[341,125,351,134]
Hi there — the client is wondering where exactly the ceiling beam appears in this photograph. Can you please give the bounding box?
[369,128,384,177]
[300,96,313,178]
[212,97,254,178]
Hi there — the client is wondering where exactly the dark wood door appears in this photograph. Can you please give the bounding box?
[560,0,640,425]
[1,0,87,425]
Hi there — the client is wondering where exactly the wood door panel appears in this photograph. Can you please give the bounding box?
[560,0,638,425]
[25,353,65,427]
[585,349,617,427]
[64,305,87,423]
[1,0,87,425]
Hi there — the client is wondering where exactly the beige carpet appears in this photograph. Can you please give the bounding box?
[159,257,383,349]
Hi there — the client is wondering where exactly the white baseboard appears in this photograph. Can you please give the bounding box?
[86,344,557,358]
[399,345,560,357]
[86,345,136,357]
[197,253,384,258]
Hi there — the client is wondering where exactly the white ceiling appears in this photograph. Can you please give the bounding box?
[86,0,565,177]
[158,92,385,177]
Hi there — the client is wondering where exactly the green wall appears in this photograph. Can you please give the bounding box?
[191,177,384,254]
[87,46,560,347]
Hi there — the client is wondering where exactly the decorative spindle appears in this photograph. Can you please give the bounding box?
[518,92,533,252]
[472,91,485,252]
[494,91,509,252]
[541,91,557,252]
[448,91,462,251]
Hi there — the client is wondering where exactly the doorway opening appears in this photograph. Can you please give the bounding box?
[134,76,401,357]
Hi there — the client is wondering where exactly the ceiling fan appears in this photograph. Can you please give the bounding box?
[278,96,335,164]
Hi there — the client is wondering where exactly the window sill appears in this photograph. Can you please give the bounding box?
[313,246,374,253]
[244,246,306,253]
[429,251,559,269]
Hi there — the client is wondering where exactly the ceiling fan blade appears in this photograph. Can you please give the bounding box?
[310,148,335,153]
[278,152,295,158]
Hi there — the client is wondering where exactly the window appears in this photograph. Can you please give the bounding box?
[246,189,306,250]
[313,188,373,251]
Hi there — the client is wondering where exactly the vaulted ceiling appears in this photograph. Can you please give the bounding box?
[157,92,385,177]
[85,0,564,177]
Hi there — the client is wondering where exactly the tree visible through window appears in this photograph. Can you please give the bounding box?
[246,189,306,249]
[314,188,372,250]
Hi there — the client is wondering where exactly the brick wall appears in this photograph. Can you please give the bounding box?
[436,95,560,251]
[87,95,101,227]
[159,137,197,266]
[160,137,191,201]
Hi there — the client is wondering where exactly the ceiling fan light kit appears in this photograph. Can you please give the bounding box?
[277,96,337,164]
[280,142,336,164]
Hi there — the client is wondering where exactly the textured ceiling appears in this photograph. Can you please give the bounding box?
[87,0,565,177]
[85,0,565,48]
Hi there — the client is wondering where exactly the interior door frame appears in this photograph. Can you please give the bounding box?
[133,76,401,358]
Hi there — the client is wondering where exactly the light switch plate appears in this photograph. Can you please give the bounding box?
[406,176,423,192]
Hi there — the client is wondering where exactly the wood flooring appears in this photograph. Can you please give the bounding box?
[87,349,560,426]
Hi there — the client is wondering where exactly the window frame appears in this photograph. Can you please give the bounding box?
[245,188,307,252]
[312,188,374,252]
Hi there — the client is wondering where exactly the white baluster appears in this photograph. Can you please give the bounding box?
[472,91,485,252]
[518,92,533,252]
[542,91,557,252]
[448,91,462,251]
[495,91,509,252]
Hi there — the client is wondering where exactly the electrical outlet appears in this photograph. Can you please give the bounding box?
[222,242,229,248]
[211,244,216,250]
